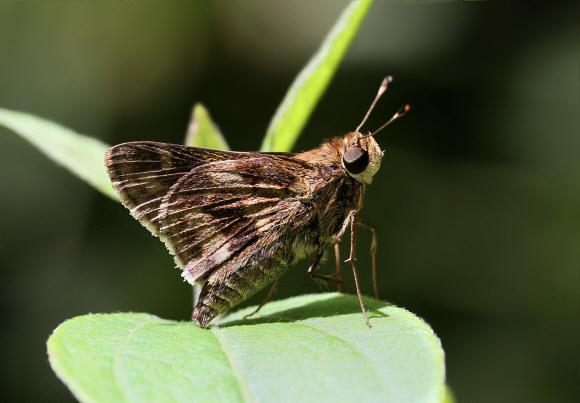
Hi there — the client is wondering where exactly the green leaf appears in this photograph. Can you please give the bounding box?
[260,0,373,152]
[184,103,230,150]
[48,293,448,403]
[0,107,117,200]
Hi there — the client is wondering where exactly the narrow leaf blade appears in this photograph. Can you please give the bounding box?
[0,108,117,200]
[184,103,230,150]
[260,0,373,152]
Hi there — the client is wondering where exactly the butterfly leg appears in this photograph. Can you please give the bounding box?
[308,244,344,286]
[334,243,343,293]
[344,209,371,327]
[327,214,358,292]
[354,218,380,301]
[243,275,282,320]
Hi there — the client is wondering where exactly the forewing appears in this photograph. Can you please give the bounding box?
[158,156,314,284]
[105,141,249,234]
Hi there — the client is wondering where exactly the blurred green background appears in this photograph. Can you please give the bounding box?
[1,1,578,402]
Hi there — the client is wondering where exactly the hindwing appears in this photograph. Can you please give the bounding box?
[159,157,313,284]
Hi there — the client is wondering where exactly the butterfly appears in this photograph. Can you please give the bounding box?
[105,77,408,327]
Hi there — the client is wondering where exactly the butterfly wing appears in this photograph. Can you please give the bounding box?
[158,156,315,285]
[106,142,319,325]
[105,141,265,234]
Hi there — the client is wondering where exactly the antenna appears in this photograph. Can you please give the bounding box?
[367,103,410,138]
[356,76,392,133]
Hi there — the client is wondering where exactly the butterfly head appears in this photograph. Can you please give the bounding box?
[341,132,383,185]
[342,77,410,185]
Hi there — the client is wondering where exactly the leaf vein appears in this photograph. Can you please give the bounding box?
[211,327,255,403]
[255,315,391,396]
[111,318,166,403]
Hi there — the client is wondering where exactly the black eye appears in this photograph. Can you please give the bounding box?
[343,147,369,175]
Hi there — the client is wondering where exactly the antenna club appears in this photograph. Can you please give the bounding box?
[378,76,393,92]
[399,104,411,114]
[367,103,410,138]
[356,76,394,132]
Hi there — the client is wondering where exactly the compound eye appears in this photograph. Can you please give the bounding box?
[343,147,369,175]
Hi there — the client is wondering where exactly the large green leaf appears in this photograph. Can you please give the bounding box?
[0,107,117,200]
[48,293,448,403]
[260,0,373,152]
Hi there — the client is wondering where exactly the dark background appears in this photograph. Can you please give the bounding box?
[1,1,578,402]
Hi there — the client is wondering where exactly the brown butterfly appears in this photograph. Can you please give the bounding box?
[105,77,408,327]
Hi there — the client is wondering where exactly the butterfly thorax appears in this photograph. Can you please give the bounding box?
[295,132,383,240]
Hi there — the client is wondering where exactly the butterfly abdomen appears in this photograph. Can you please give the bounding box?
[192,246,295,326]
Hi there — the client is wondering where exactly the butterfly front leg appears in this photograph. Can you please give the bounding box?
[338,210,371,327]
[328,209,376,327]
[338,210,380,300]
